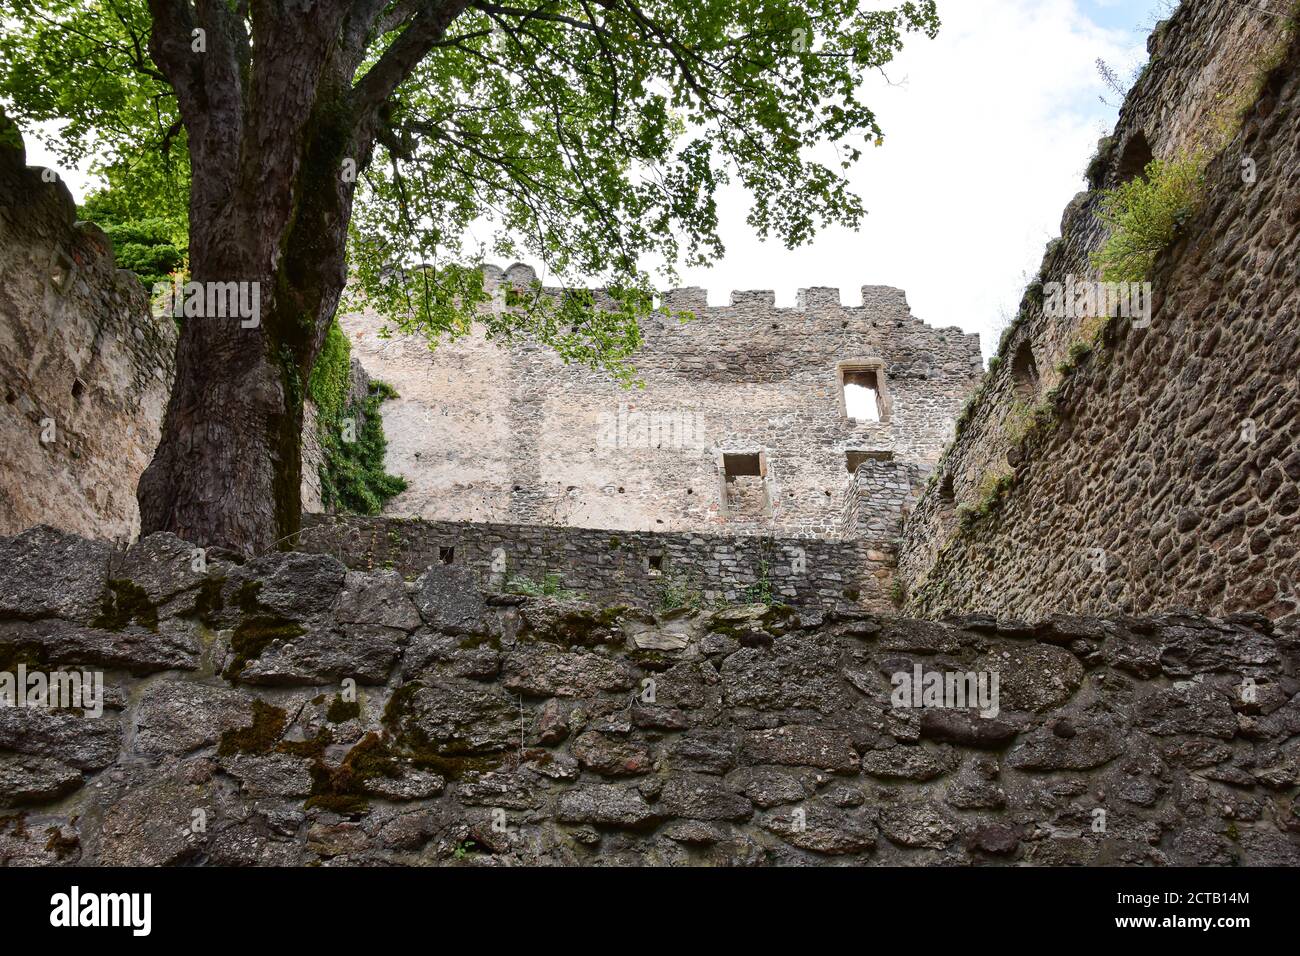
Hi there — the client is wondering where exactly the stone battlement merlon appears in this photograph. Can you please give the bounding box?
[473,262,973,343]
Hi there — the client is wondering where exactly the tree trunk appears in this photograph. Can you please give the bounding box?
[139,86,364,555]
[138,1,464,552]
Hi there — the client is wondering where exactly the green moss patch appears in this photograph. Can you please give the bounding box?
[326,694,361,723]
[92,579,158,632]
[218,700,289,756]
[223,616,305,680]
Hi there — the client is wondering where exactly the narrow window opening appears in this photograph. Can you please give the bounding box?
[938,473,955,504]
[647,553,664,577]
[1010,342,1039,399]
[719,451,769,519]
[438,546,455,565]
[71,378,85,401]
[843,368,882,422]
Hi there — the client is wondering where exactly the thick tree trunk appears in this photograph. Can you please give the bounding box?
[139,0,465,552]
[139,87,363,554]
[137,316,300,554]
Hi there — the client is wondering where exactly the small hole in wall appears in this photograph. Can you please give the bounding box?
[939,473,956,504]
[617,486,625,494]
[71,378,85,401]
[5,391,16,404]
[438,546,454,565]
[512,485,521,492]
[824,490,832,497]
[686,488,693,495]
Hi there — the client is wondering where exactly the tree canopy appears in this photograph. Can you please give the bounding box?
[3,0,939,379]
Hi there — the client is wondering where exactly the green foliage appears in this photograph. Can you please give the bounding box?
[317,381,408,516]
[1090,156,1206,282]
[505,573,578,600]
[958,467,1015,534]
[3,0,190,289]
[308,321,354,424]
[740,555,776,607]
[658,568,706,612]
[3,0,941,403]
[337,0,941,381]
[95,218,185,289]
[306,319,408,515]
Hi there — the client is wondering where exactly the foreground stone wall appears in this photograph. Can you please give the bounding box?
[2,526,1297,866]
[900,3,1300,622]
[297,514,896,613]
[0,115,176,541]
[341,277,979,540]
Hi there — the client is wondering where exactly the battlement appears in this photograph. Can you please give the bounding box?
[471,262,963,339]
[338,259,981,548]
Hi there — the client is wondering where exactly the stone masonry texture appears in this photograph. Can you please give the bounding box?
[1,526,1298,866]
[338,273,981,540]
[900,0,1300,623]
[297,513,898,613]
[0,112,176,541]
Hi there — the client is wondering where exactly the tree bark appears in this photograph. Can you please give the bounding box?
[139,0,467,553]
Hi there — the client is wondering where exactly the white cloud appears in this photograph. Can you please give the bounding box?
[674,0,1158,358]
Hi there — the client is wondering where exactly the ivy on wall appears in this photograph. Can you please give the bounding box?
[308,321,407,515]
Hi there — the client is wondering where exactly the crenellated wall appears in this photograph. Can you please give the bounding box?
[0,113,177,541]
[338,271,979,540]
[900,0,1300,623]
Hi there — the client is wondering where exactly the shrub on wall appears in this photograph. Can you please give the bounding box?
[1090,156,1205,282]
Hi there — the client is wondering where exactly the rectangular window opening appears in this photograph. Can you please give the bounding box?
[438,546,455,565]
[647,553,664,576]
[843,368,882,422]
[722,452,762,481]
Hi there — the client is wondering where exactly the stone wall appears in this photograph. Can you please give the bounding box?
[1,526,1297,866]
[899,1,1300,623]
[297,514,896,613]
[0,115,176,541]
[340,275,980,540]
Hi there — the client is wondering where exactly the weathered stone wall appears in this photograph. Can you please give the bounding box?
[1,526,1297,867]
[0,116,176,541]
[340,275,980,540]
[297,514,896,613]
[900,1,1300,622]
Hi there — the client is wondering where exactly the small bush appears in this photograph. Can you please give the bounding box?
[1090,156,1205,282]
[505,573,578,600]
[658,569,705,612]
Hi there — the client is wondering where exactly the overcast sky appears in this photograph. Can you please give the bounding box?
[669,0,1173,357]
[22,0,1172,360]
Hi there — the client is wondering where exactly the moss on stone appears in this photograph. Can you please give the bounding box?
[304,731,400,813]
[92,579,158,632]
[218,700,289,756]
[381,682,506,779]
[44,826,80,860]
[224,616,305,680]
[189,576,226,623]
[326,694,361,723]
